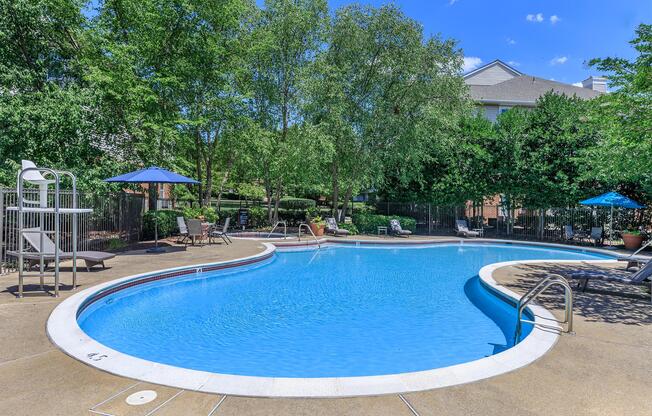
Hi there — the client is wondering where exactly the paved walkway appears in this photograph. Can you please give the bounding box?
[0,238,650,415]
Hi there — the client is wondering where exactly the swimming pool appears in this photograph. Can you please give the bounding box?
[74,243,610,383]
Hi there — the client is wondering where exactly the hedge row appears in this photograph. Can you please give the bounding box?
[353,213,417,234]
[279,197,316,210]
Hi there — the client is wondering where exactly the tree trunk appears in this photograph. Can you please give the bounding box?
[203,155,213,207]
[272,179,282,223]
[331,161,339,217]
[194,131,203,204]
[264,166,273,223]
[340,185,354,222]
[215,158,233,211]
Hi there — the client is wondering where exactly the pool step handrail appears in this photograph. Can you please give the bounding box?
[514,274,573,345]
[298,223,320,249]
[267,221,287,239]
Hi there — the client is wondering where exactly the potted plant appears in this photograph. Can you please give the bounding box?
[309,216,326,236]
[621,229,644,250]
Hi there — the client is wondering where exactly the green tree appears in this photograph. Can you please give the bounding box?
[491,92,601,208]
[250,0,329,222]
[0,0,128,191]
[583,23,652,201]
[307,4,467,218]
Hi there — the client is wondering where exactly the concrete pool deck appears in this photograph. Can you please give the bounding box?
[0,237,650,415]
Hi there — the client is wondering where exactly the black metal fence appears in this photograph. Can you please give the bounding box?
[375,201,649,242]
[0,189,144,273]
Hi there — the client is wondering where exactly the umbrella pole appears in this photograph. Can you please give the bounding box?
[609,204,613,248]
[154,212,159,249]
[146,184,165,253]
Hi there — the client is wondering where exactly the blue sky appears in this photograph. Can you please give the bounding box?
[321,0,651,85]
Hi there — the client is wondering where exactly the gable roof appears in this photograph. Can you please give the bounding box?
[463,59,522,80]
[468,75,603,106]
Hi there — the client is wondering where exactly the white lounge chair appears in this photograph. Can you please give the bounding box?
[455,219,479,238]
[12,227,115,271]
[325,217,350,237]
[389,219,412,237]
[568,260,652,302]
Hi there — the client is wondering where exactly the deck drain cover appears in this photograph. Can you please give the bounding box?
[126,390,157,406]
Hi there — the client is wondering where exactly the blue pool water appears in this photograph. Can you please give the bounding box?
[78,244,611,377]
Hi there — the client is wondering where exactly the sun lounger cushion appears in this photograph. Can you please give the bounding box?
[325,218,350,236]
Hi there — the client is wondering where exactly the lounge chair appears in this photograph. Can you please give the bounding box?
[177,217,189,245]
[325,217,349,237]
[12,228,115,271]
[210,217,232,245]
[455,219,479,238]
[617,240,652,271]
[187,219,206,245]
[563,225,587,244]
[588,227,603,247]
[568,260,652,301]
[389,219,412,237]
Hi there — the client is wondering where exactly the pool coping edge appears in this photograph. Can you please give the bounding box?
[46,240,619,398]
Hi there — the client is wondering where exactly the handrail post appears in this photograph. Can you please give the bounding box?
[298,223,320,248]
[514,274,573,344]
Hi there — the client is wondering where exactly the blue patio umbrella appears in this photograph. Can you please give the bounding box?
[580,192,644,247]
[105,167,200,252]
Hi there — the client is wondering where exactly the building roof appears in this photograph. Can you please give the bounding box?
[468,75,603,106]
[463,59,522,80]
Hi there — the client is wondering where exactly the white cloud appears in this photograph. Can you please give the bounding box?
[526,13,544,23]
[550,15,561,24]
[449,0,458,4]
[507,61,521,67]
[463,57,483,73]
[550,56,568,65]
[506,37,516,45]
[573,82,583,87]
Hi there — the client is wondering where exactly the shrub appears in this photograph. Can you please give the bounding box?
[142,210,183,240]
[249,206,267,227]
[219,208,239,228]
[338,222,359,235]
[305,206,320,220]
[182,206,218,223]
[106,238,127,251]
[353,213,417,234]
[279,197,316,210]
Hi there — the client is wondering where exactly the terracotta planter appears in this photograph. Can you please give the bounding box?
[309,223,325,236]
[622,233,644,250]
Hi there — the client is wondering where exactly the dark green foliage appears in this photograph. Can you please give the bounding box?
[248,206,268,227]
[0,0,648,215]
[279,197,316,210]
[181,207,219,223]
[337,222,359,235]
[142,210,184,240]
[353,213,416,234]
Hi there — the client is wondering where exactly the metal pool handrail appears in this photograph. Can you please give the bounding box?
[298,223,320,248]
[514,274,573,345]
[267,221,287,239]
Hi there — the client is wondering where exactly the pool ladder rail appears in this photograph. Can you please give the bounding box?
[298,223,320,249]
[514,274,574,345]
[267,221,288,239]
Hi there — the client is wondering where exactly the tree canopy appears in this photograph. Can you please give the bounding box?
[1,1,650,215]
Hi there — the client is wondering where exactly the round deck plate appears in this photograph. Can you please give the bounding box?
[126,390,157,405]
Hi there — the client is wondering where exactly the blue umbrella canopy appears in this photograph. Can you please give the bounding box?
[580,191,644,209]
[104,166,199,184]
